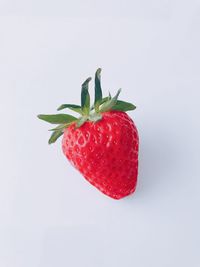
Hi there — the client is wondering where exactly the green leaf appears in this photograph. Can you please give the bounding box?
[81,77,91,115]
[101,95,111,104]
[48,130,63,144]
[90,95,110,110]
[94,68,103,111]
[57,104,82,115]
[37,114,77,124]
[99,89,121,112]
[89,112,102,122]
[76,116,88,128]
[49,123,71,131]
[111,100,136,111]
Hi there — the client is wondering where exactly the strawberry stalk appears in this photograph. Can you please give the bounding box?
[37,68,136,144]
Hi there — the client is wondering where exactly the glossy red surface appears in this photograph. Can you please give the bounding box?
[62,111,139,199]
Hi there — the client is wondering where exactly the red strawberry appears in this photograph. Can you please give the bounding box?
[38,68,139,199]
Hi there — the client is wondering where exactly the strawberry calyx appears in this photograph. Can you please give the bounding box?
[38,68,136,144]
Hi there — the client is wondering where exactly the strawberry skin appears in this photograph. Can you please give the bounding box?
[62,111,139,199]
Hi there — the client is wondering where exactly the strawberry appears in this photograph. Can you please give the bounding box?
[38,69,138,199]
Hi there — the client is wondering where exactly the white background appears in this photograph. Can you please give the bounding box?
[0,1,200,266]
